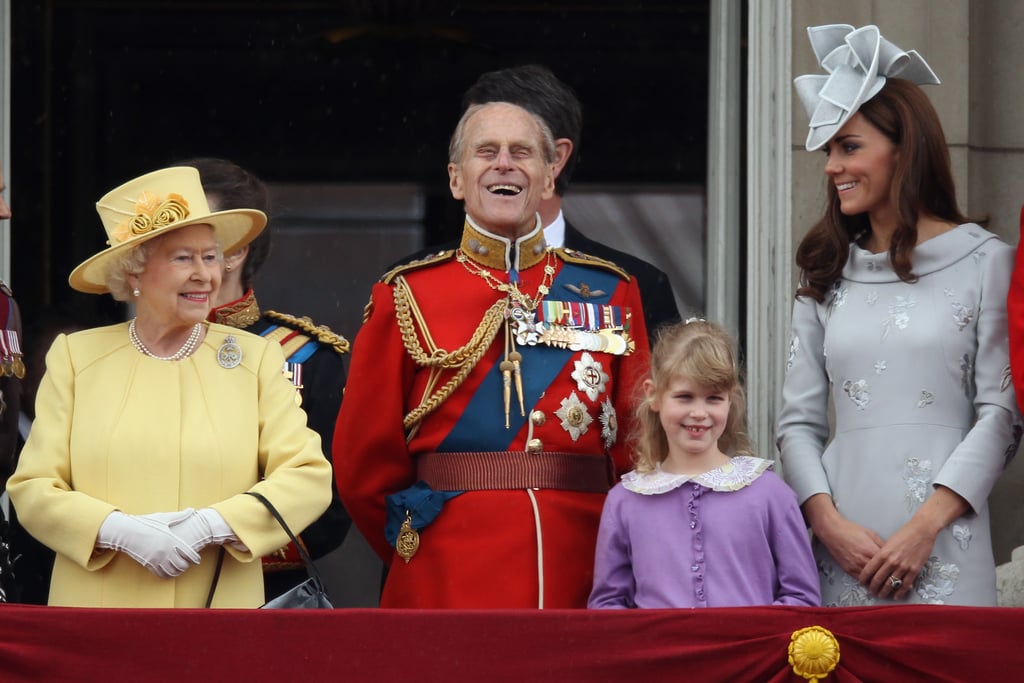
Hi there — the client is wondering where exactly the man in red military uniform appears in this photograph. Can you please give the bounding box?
[333,101,650,608]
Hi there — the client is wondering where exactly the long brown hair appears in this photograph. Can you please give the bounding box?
[795,78,979,302]
[631,320,753,473]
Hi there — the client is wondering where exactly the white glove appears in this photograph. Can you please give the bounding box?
[96,510,201,578]
[145,508,241,553]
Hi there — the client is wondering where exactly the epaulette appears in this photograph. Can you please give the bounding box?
[380,249,457,285]
[264,310,351,356]
[555,247,631,281]
[0,278,12,297]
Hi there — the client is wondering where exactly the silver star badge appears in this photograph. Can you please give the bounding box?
[571,352,609,401]
[599,397,618,449]
[555,391,593,442]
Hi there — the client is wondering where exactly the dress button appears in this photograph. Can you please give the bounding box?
[526,438,543,454]
[691,564,699,572]
[530,410,546,426]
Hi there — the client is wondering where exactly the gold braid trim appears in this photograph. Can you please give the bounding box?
[393,275,505,430]
[264,310,351,356]
[362,296,374,324]
[381,249,456,285]
[556,247,630,281]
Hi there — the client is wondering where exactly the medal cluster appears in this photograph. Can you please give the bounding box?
[0,330,24,378]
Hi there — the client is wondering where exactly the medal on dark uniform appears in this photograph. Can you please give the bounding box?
[0,332,10,376]
[217,335,242,368]
[396,511,420,563]
[6,331,24,378]
[285,363,304,406]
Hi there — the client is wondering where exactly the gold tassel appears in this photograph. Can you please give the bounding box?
[508,350,525,416]
[500,360,514,428]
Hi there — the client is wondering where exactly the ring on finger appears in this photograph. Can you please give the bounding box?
[887,575,903,589]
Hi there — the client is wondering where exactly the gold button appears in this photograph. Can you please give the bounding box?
[530,410,546,426]
[526,438,543,454]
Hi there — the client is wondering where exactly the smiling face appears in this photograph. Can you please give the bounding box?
[824,112,898,224]
[647,374,730,471]
[448,102,555,238]
[131,223,222,328]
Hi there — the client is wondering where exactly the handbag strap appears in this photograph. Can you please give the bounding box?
[205,546,226,608]
[245,491,327,591]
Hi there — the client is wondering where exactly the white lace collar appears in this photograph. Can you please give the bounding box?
[620,456,772,496]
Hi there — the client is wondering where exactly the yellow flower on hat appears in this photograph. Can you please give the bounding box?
[112,191,191,244]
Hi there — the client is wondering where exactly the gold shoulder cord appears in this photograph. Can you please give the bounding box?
[393,274,505,434]
[264,310,351,355]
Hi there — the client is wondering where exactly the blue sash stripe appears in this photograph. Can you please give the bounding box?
[259,325,318,364]
[287,341,318,364]
[438,262,622,452]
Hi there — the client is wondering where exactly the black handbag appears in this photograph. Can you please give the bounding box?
[0,509,15,603]
[204,492,333,609]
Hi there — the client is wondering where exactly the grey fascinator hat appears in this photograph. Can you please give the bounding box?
[794,24,940,151]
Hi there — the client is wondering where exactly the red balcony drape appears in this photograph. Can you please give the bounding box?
[0,604,1018,682]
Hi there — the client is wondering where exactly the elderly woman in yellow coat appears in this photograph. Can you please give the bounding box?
[7,167,332,607]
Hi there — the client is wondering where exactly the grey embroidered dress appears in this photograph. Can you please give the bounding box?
[777,224,1020,606]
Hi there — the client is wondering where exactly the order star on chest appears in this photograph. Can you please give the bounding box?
[571,352,610,401]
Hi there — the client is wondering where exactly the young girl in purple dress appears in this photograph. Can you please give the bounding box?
[588,319,820,608]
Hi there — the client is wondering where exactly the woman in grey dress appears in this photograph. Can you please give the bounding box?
[777,24,1021,606]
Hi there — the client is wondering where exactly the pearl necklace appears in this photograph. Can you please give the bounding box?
[128,319,203,361]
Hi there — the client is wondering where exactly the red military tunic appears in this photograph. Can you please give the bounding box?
[1008,204,1024,413]
[333,218,650,608]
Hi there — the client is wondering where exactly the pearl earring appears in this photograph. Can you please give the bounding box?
[132,288,140,297]
[225,263,233,272]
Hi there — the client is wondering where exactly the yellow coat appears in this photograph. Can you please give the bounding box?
[7,322,332,607]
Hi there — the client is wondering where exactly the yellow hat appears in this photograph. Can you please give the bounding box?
[69,166,267,294]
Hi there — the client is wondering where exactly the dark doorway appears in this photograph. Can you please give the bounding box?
[11,1,709,328]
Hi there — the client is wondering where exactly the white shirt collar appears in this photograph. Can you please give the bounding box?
[542,210,566,248]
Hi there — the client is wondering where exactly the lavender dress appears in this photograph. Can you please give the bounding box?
[588,456,820,608]
[777,224,1020,606]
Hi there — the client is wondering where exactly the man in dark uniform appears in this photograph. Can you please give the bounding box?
[0,165,22,601]
[334,101,650,608]
[395,64,681,339]
[186,158,352,601]
[0,165,22,491]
